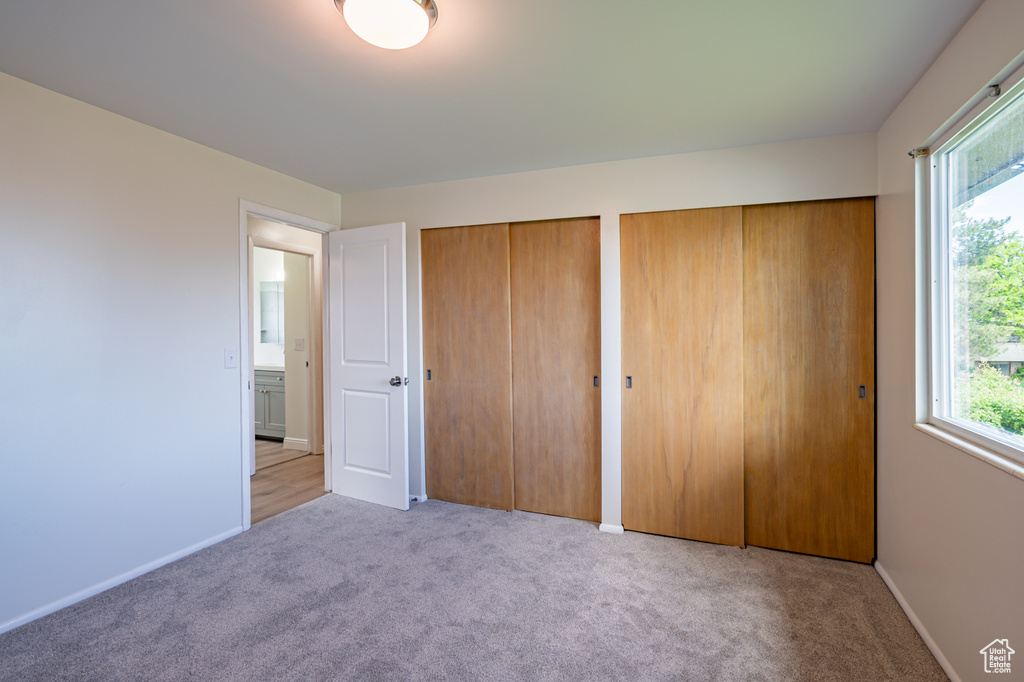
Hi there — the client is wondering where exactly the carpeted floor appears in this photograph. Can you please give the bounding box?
[0,495,946,681]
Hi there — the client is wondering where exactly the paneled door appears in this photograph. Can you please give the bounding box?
[327,223,409,511]
[510,218,601,522]
[621,207,745,546]
[422,224,515,511]
[743,198,875,563]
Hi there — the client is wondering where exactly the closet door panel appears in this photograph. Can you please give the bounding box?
[422,224,515,511]
[743,198,875,563]
[510,218,601,522]
[621,207,745,545]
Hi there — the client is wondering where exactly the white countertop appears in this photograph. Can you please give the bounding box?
[254,364,285,372]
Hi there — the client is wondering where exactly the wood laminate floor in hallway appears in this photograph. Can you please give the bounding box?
[252,439,326,524]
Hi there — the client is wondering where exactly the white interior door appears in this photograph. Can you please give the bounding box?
[327,223,409,510]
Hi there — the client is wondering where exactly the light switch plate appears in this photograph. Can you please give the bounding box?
[293,338,305,351]
[224,348,238,369]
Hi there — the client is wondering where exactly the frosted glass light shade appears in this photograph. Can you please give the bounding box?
[336,0,438,50]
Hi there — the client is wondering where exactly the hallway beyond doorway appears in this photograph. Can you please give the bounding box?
[251,441,325,523]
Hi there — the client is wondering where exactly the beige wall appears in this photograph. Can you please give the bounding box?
[283,251,310,446]
[0,71,339,631]
[875,0,1024,679]
[339,133,878,230]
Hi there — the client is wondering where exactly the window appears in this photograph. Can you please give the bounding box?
[929,76,1024,466]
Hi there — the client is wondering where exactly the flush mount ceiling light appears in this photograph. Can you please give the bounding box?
[335,0,438,50]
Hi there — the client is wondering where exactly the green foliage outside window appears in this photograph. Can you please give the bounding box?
[951,203,1024,438]
[957,363,1024,436]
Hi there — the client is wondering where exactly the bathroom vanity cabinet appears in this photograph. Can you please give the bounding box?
[254,369,285,439]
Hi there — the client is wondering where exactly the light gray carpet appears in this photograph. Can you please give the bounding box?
[0,495,946,681]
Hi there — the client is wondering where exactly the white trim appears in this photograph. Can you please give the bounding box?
[0,526,243,636]
[913,423,1024,481]
[929,415,1024,471]
[920,68,1024,478]
[321,230,332,489]
[599,523,625,535]
[874,561,962,682]
[926,149,948,428]
[250,236,319,255]
[916,154,933,424]
[920,49,1024,152]
[412,225,427,499]
[247,237,256,477]
[309,247,324,456]
[283,437,309,451]
[239,200,338,529]
[241,201,336,234]
[926,53,1024,154]
[239,220,253,530]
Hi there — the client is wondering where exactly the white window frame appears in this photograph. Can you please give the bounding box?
[924,69,1024,475]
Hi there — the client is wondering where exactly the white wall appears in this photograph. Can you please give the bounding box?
[875,1,1024,679]
[339,132,879,522]
[283,251,310,446]
[0,71,340,632]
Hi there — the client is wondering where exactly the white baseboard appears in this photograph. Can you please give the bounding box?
[0,526,244,636]
[874,561,961,682]
[283,437,309,451]
[599,523,625,534]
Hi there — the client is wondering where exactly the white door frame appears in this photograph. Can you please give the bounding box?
[238,200,336,530]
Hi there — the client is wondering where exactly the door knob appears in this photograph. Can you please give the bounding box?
[390,376,402,387]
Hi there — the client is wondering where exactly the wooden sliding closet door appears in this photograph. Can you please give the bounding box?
[621,208,745,546]
[422,224,514,511]
[510,218,601,522]
[743,198,875,563]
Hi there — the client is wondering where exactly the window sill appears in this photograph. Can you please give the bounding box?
[913,423,1024,481]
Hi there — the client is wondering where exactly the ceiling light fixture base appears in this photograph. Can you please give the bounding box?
[335,0,438,50]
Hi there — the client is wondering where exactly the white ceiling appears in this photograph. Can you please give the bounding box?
[0,0,984,194]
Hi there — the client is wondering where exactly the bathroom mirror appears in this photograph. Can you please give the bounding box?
[260,281,284,343]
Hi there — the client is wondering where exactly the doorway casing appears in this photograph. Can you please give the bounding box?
[239,200,337,530]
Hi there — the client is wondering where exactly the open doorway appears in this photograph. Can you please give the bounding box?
[250,242,323,523]
[239,202,335,528]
